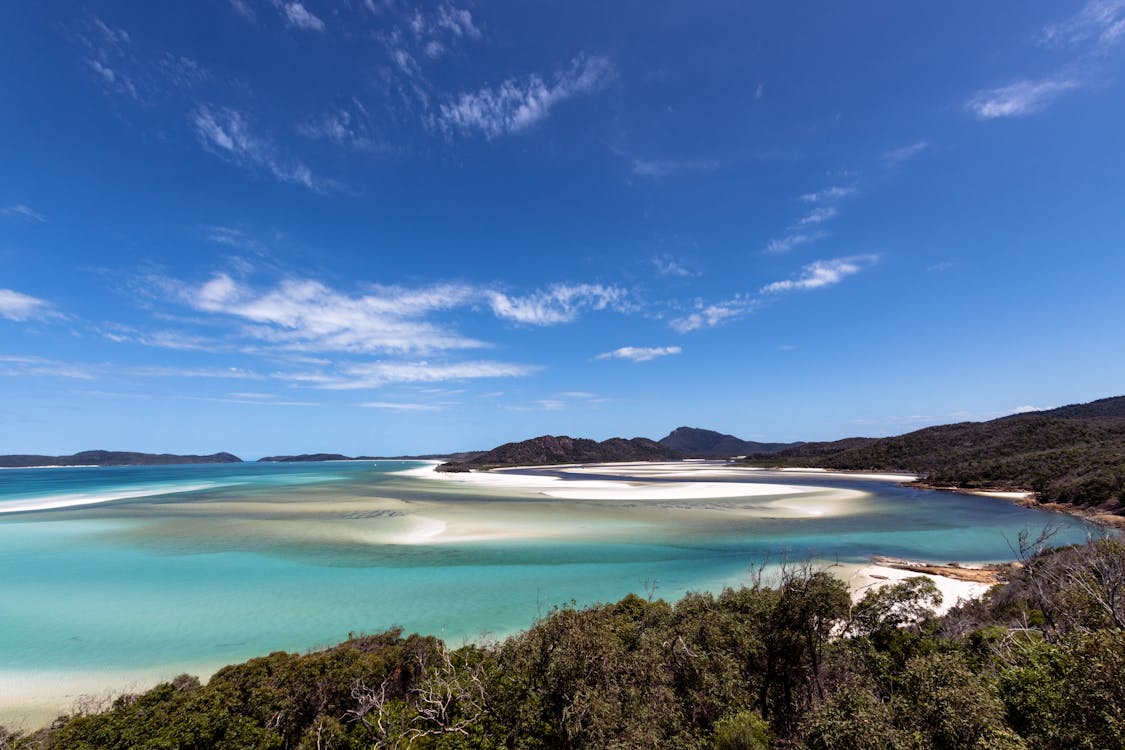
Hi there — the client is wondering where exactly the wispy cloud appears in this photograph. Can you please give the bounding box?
[765,231,828,255]
[967,2,1125,121]
[801,186,856,203]
[631,157,720,178]
[1043,0,1125,49]
[230,0,256,20]
[764,182,853,253]
[0,355,92,379]
[182,273,484,354]
[409,3,481,44]
[761,254,878,294]
[1,204,46,222]
[439,54,614,138]
[883,141,929,163]
[0,289,57,322]
[287,360,538,389]
[298,100,380,150]
[273,1,325,31]
[127,365,263,380]
[669,299,751,333]
[796,206,838,226]
[652,255,696,277]
[597,346,682,362]
[487,283,627,325]
[359,401,444,411]
[967,77,1080,119]
[191,105,328,191]
[76,17,206,103]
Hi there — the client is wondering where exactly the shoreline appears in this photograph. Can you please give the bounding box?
[910,481,1125,529]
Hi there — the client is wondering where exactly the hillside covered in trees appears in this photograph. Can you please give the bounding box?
[0,450,242,468]
[5,537,1123,749]
[657,427,796,457]
[744,396,1125,514]
[441,435,682,470]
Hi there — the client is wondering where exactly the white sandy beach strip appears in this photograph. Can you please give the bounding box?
[844,564,994,616]
[0,483,225,514]
[396,464,810,501]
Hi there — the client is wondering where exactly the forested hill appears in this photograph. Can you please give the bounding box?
[452,434,682,468]
[0,450,242,468]
[746,395,1125,512]
[657,426,797,457]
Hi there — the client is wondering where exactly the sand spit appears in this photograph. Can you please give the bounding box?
[845,563,995,616]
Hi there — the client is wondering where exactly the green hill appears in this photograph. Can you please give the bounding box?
[657,426,796,457]
[451,434,682,468]
[747,396,1125,512]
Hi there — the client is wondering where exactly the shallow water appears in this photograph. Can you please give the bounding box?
[0,460,1094,721]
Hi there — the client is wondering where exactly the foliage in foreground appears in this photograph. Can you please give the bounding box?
[3,538,1124,750]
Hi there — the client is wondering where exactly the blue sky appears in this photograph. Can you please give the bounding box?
[2,1,1124,457]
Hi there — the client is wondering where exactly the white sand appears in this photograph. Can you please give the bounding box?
[0,663,226,730]
[968,490,1034,500]
[844,564,994,616]
[0,483,225,514]
[399,463,823,501]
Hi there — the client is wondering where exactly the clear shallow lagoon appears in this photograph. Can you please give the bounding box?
[0,460,1094,721]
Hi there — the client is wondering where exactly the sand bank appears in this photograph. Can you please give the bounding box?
[397,462,857,503]
[844,563,995,616]
[0,482,227,514]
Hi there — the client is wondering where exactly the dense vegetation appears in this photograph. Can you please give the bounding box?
[448,435,683,469]
[0,450,242,468]
[657,427,796,458]
[745,396,1125,513]
[5,536,1123,749]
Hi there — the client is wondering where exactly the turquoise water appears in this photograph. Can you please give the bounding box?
[0,461,1094,676]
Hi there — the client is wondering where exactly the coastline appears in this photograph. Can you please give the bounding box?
[910,481,1125,529]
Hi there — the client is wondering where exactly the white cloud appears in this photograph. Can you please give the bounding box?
[800,186,856,203]
[183,273,484,354]
[292,360,538,389]
[1043,0,1125,48]
[597,346,682,362]
[669,301,748,333]
[883,141,929,163]
[967,77,1080,119]
[434,4,481,39]
[796,206,838,226]
[298,102,378,150]
[274,1,325,31]
[1008,404,1043,415]
[191,105,327,191]
[359,401,444,411]
[631,157,719,178]
[439,54,614,138]
[1,204,46,222]
[0,355,91,379]
[127,365,263,380]
[0,289,56,321]
[230,0,256,20]
[761,254,878,294]
[652,255,695,277]
[487,283,627,325]
[765,231,828,254]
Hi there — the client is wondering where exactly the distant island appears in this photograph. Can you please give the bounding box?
[0,450,242,468]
